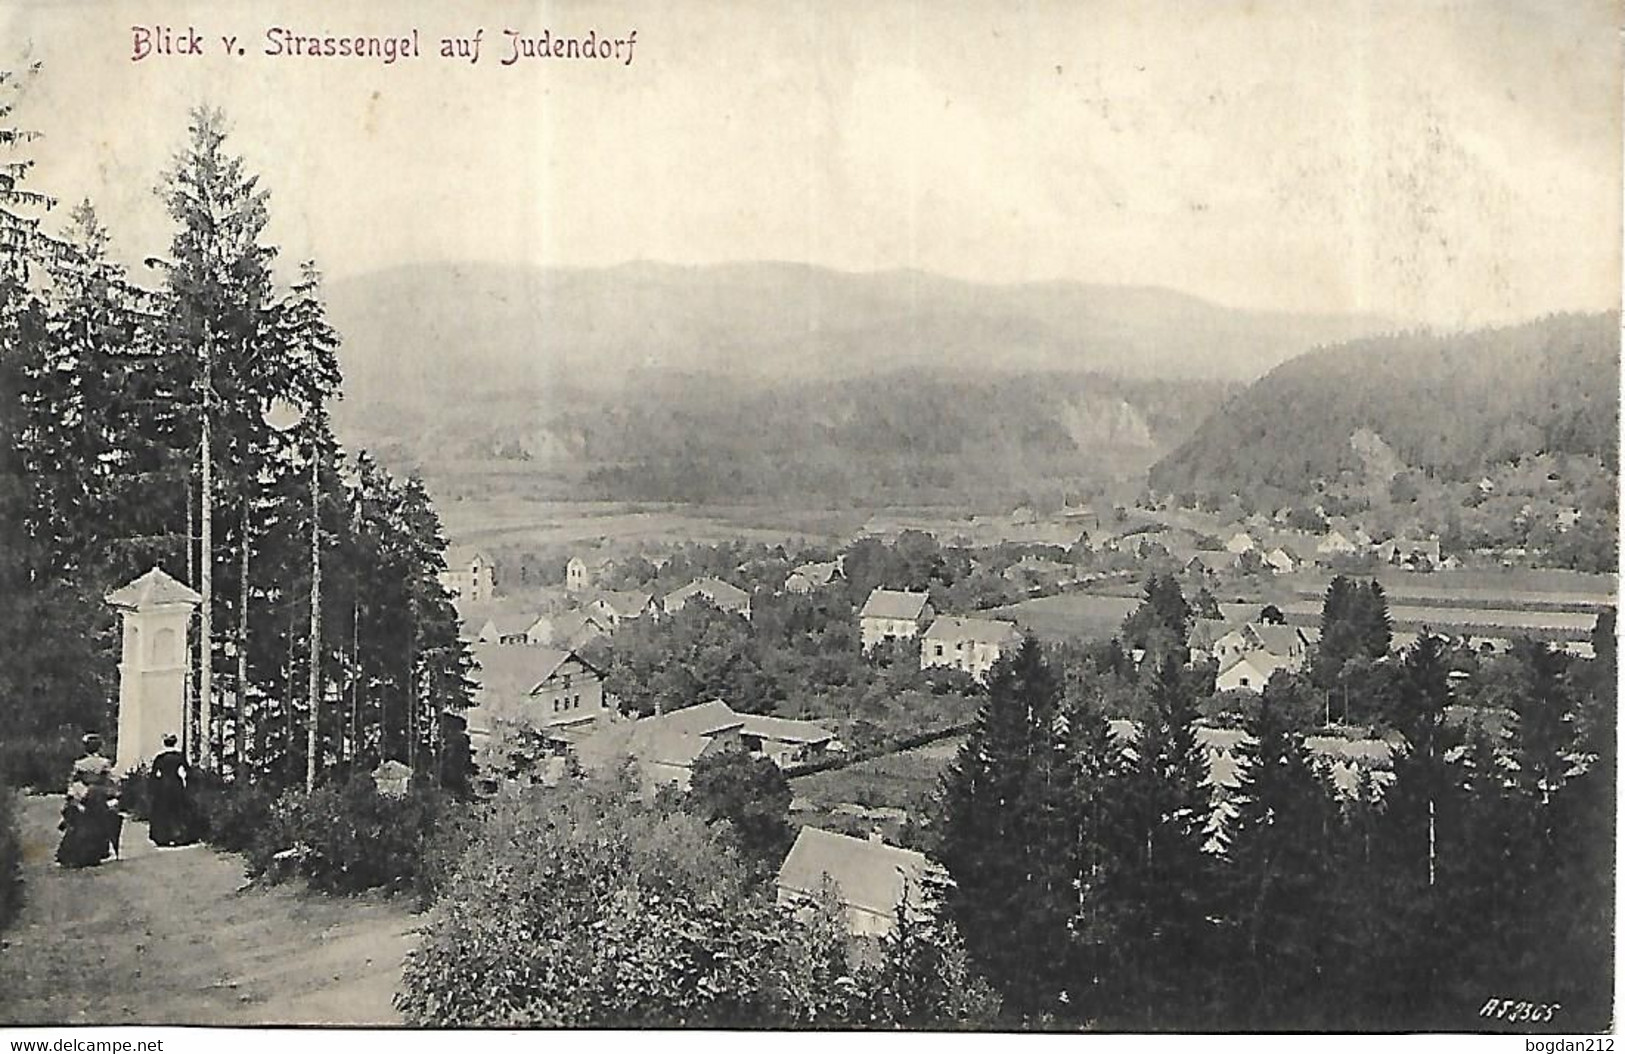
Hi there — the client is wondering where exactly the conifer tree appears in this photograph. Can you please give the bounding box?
[1219,697,1338,1026]
[0,65,115,784]
[937,635,1075,1020]
[1093,651,1217,1025]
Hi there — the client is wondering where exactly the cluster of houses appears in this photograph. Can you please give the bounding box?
[1183,527,1451,584]
[855,587,1023,683]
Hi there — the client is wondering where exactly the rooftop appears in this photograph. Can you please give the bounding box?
[106,566,202,610]
[859,588,931,620]
[777,827,939,920]
[922,615,1021,645]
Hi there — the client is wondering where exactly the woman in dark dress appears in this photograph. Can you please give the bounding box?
[147,734,196,847]
[57,733,122,868]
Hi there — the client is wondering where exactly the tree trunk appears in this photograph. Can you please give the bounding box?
[305,445,321,792]
[198,372,213,769]
[236,503,250,777]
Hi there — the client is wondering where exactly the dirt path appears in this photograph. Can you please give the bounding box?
[0,795,420,1026]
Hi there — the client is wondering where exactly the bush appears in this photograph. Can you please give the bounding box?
[119,763,152,821]
[248,777,452,895]
[396,774,1000,1028]
[191,771,279,855]
[413,796,481,911]
[0,784,22,931]
[0,726,82,792]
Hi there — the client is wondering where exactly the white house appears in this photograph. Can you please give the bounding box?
[919,616,1022,682]
[858,588,934,651]
[1225,531,1257,555]
[440,546,496,604]
[464,644,611,763]
[1316,530,1357,557]
[1263,546,1302,574]
[1211,623,1317,670]
[566,554,615,593]
[1216,650,1295,693]
[586,590,658,627]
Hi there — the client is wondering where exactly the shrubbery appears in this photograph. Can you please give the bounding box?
[0,726,83,792]
[191,771,280,855]
[243,777,451,896]
[118,763,152,821]
[395,773,997,1027]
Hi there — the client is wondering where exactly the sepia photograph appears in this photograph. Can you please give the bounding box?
[0,0,1618,1039]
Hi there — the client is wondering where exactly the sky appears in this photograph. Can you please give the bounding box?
[5,0,1621,329]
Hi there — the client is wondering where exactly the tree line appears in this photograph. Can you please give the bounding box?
[933,577,1615,1030]
[0,70,472,791]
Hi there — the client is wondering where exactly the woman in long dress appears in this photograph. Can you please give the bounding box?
[147,734,196,847]
[57,733,122,867]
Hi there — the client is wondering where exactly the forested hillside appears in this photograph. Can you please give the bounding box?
[1149,313,1620,511]
[339,369,1230,505]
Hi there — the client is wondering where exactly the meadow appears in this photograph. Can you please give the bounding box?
[791,735,966,814]
[988,593,1140,642]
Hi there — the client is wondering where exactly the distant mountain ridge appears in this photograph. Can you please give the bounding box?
[1147,312,1621,507]
[324,260,1389,408]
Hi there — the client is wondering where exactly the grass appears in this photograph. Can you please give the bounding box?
[435,497,871,551]
[791,735,966,814]
[989,593,1138,642]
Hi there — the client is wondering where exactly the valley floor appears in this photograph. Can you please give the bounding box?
[0,796,417,1027]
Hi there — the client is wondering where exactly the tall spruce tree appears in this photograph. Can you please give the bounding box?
[1093,652,1218,1026]
[937,635,1076,1021]
[1367,634,1458,1026]
[0,66,117,785]
[1219,698,1339,1027]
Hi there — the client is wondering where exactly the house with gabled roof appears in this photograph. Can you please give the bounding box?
[663,577,752,620]
[857,588,934,652]
[1225,531,1258,555]
[460,601,544,645]
[785,560,844,594]
[1263,545,1302,574]
[586,590,658,626]
[1212,622,1317,670]
[574,699,837,794]
[920,615,1022,682]
[1215,650,1295,693]
[526,609,611,651]
[440,545,496,604]
[566,553,614,593]
[464,643,610,762]
[777,827,944,938]
[1316,529,1358,560]
[1189,617,1239,661]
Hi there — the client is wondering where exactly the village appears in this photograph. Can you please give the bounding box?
[2,0,1617,1035]
[433,493,1611,929]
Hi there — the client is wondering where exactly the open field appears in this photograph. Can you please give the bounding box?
[1247,599,1602,642]
[791,735,966,814]
[431,496,929,554]
[1280,568,1617,612]
[988,593,1139,642]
